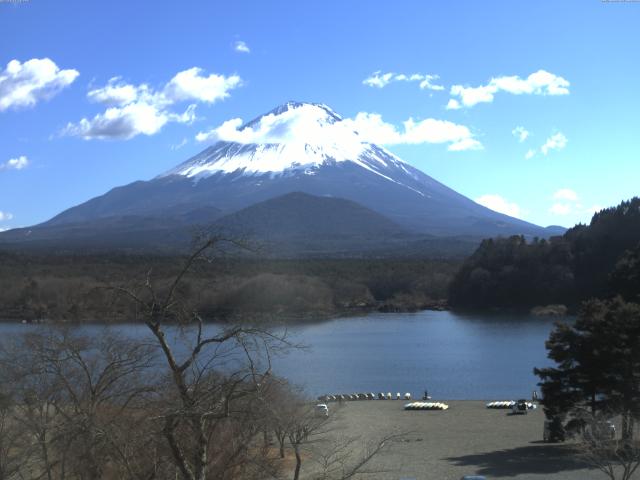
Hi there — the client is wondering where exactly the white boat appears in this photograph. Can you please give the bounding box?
[404,402,449,411]
[486,401,516,409]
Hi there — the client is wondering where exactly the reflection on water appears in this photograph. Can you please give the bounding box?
[1,311,566,400]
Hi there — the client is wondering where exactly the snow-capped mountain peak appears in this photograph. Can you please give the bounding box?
[162,102,413,184]
[243,101,343,127]
[20,101,551,242]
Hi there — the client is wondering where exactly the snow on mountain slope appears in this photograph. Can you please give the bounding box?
[9,101,559,244]
[161,101,425,194]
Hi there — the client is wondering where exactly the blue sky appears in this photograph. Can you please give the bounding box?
[1,0,639,231]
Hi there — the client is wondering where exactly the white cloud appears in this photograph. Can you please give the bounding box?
[491,70,570,95]
[196,108,482,151]
[64,102,196,140]
[363,71,444,91]
[170,138,188,150]
[234,40,251,53]
[512,126,529,142]
[549,203,572,215]
[553,188,578,201]
[164,67,241,103]
[363,72,394,88]
[417,75,445,91]
[448,69,570,108]
[523,132,567,159]
[450,84,495,108]
[446,137,484,152]
[392,117,482,150]
[445,99,461,110]
[87,77,140,106]
[541,132,567,155]
[0,155,29,171]
[548,189,600,219]
[475,194,522,218]
[0,211,13,221]
[65,67,239,140]
[0,58,79,112]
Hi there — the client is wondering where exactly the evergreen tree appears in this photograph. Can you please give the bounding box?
[535,298,640,440]
[450,197,640,310]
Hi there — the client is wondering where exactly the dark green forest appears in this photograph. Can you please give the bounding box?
[449,197,640,310]
[0,252,456,323]
[4,197,640,322]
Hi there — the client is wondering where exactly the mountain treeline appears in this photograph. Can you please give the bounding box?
[449,197,640,310]
[0,253,457,323]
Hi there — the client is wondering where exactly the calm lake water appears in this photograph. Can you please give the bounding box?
[0,311,564,400]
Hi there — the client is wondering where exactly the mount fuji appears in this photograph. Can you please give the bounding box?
[0,102,563,255]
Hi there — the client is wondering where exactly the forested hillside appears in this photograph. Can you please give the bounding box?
[0,253,457,322]
[449,197,640,310]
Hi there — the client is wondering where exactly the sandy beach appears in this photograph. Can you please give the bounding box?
[309,400,609,480]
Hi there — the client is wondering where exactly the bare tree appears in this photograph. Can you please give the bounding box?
[0,235,401,480]
[310,432,403,480]
[578,413,640,480]
[0,328,159,480]
[0,391,32,480]
[112,237,290,480]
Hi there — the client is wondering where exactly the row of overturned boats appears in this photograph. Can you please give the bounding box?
[319,392,417,402]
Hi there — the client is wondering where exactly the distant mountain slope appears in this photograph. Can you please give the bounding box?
[215,192,408,239]
[0,101,563,255]
[210,192,419,256]
[0,205,223,252]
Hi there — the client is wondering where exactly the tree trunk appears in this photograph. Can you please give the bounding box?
[293,445,301,480]
[38,430,53,480]
[194,417,208,480]
[164,417,195,480]
[622,412,632,441]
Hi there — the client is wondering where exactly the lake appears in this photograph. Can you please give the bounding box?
[271,311,563,400]
[0,311,563,400]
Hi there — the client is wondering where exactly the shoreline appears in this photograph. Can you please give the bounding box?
[0,299,451,325]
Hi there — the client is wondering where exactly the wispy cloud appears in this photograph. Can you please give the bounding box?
[164,68,242,103]
[234,40,250,53]
[553,188,578,201]
[475,194,522,218]
[0,211,13,221]
[196,108,482,152]
[524,132,567,159]
[170,138,188,150]
[0,155,29,171]
[548,189,599,219]
[345,113,482,150]
[512,126,529,143]
[64,68,241,140]
[541,132,568,155]
[0,58,79,112]
[549,203,572,215]
[447,70,570,109]
[363,71,444,91]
